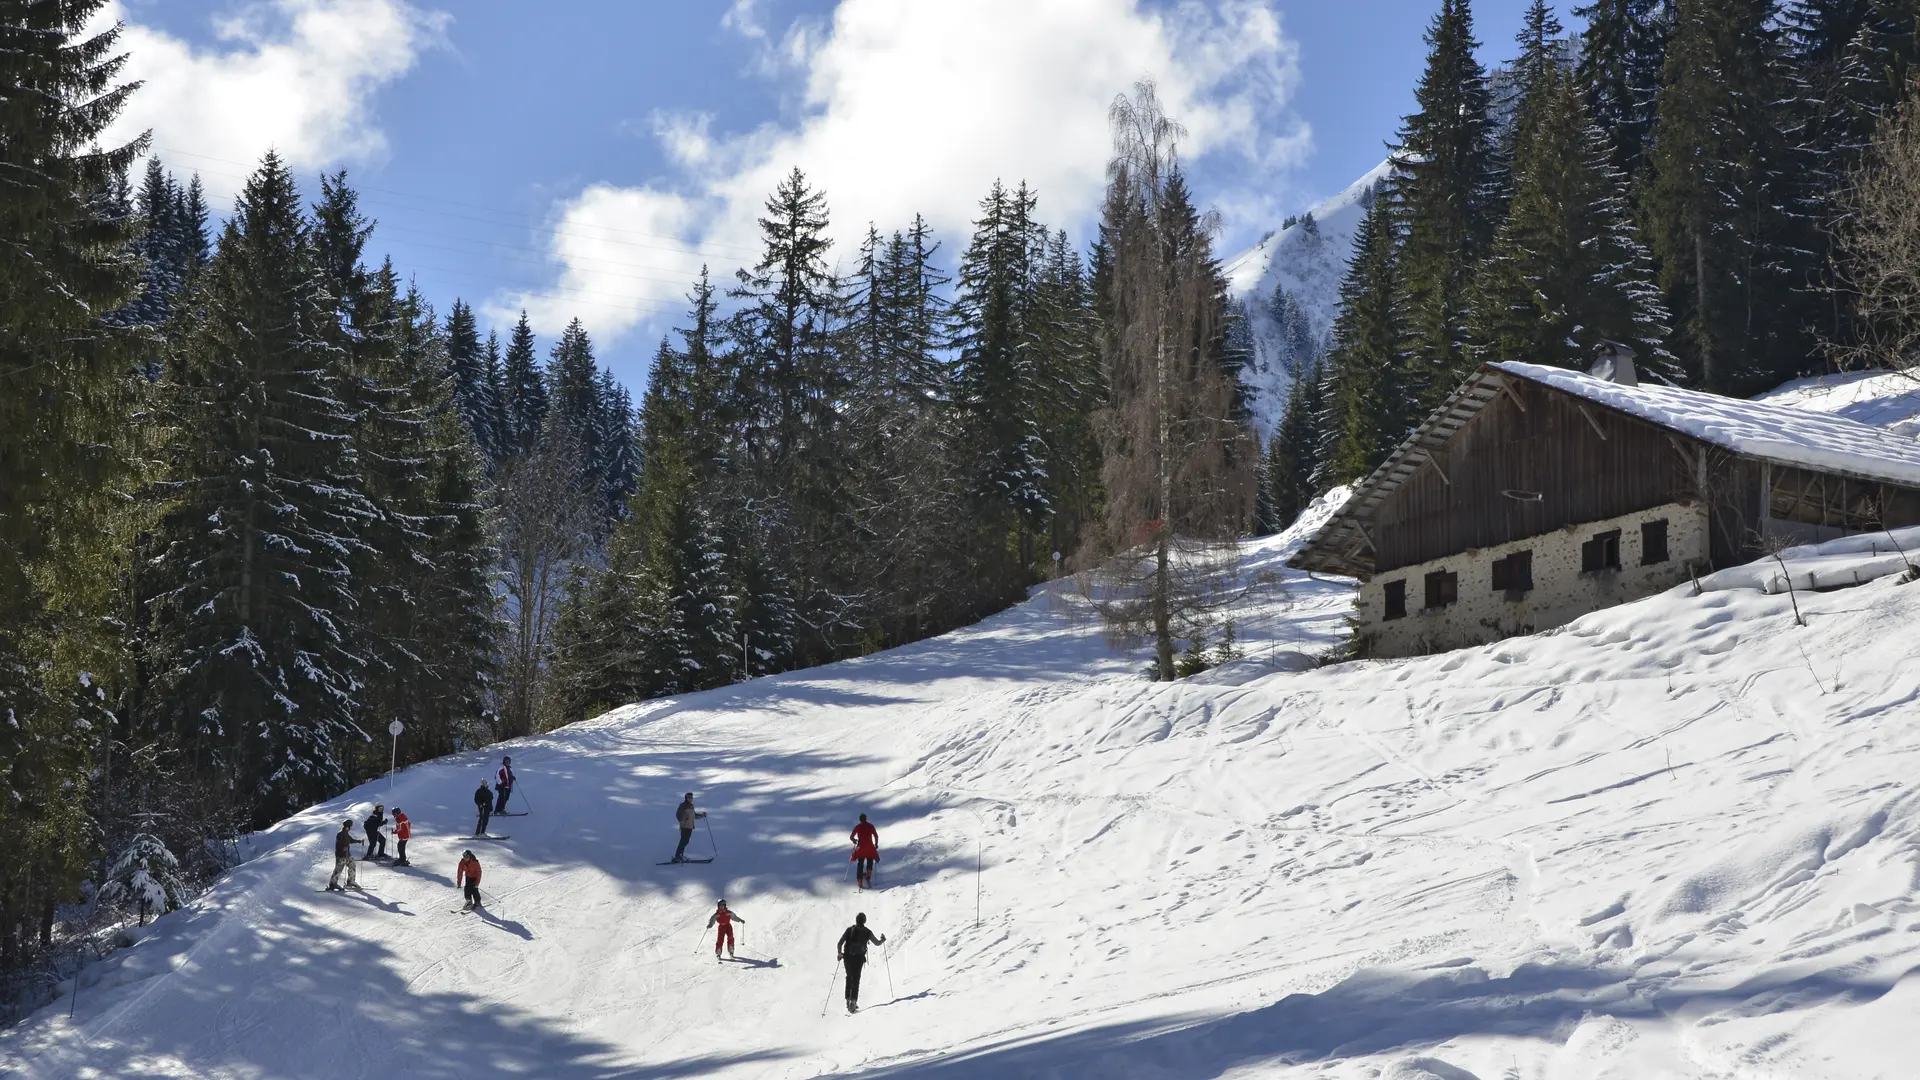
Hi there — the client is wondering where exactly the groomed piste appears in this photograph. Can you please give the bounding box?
[5,492,1920,1079]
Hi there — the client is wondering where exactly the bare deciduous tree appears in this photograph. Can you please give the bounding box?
[1087,80,1258,679]
[493,437,593,738]
[1834,80,1920,374]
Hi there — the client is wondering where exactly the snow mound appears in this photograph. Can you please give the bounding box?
[8,524,1920,1079]
[1760,369,1920,435]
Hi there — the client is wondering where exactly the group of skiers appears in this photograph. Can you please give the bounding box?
[324,803,413,891]
[321,757,899,1008]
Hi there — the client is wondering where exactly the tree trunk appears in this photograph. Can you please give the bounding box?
[1154,313,1174,681]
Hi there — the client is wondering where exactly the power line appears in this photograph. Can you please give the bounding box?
[153,146,762,261]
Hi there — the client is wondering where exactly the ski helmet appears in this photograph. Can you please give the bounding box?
[463,849,474,858]
[855,913,866,925]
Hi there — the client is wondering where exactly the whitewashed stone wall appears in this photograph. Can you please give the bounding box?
[1356,501,1710,658]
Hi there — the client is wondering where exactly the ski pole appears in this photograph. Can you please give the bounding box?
[819,959,840,1017]
[515,782,532,814]
[883,942,896,1001]
[704,816,720,858]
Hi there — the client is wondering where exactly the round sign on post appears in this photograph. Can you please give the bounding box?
[389,720,404,736]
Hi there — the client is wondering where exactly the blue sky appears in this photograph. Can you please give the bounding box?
[107,0,1577,391]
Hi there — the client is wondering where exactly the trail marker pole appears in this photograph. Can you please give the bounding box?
[387,720,403,797]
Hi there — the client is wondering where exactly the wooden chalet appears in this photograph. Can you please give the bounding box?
[1290,360,1920,657]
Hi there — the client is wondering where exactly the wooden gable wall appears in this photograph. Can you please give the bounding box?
[1372,378,1697,574]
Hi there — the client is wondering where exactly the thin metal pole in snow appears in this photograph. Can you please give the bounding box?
[819,959,841,1016]
[741,632,749,683]
[387,720,403,797]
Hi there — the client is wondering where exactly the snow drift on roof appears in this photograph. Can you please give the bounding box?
[1495,361,1920,488]
[1758,369,1920,435]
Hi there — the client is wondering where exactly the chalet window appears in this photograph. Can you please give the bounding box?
[1491,550,1533,598]
[1383,580,1407,620]
[1641,519,1669,565]
[1582,529,1622,573]
[1424,570,1458,610]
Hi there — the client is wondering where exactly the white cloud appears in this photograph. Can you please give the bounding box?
[499,0,1309,347]
[101,0,445,197]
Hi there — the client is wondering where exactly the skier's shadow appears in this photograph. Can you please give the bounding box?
[865,991,932,1009]
[388,864,455,887]
[472,907,533,940]
[722,955,781,969]
[342,891,415,917]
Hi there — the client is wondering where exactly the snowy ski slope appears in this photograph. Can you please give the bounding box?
[8,498,1920,1077]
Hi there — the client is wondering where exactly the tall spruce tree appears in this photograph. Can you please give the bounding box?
[147,153,370,823]
[1261,354,1328,532]
[501,310,546,458]
[0,0,145,971]
[1575,0,1672,181]
[952,180,1051,584]
[1470,44,1673,372]
[444,299,501,462]
[727,167,851,664]
[1393,0,1499,411]
[1322,192,1410,485]
[1646,0,1812,392]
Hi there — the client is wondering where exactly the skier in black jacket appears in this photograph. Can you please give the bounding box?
[473,778,494,837]
[363,804,388,860]
[837,913,886,1013]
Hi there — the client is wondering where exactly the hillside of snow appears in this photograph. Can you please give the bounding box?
[9,480,1920,1076]
[1226,160,1391,440]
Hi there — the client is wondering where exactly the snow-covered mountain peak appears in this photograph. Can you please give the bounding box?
[1229,158,1393,439]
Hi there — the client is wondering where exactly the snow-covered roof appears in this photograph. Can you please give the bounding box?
[1289,362,1920,578]
[1494,362,1920,488]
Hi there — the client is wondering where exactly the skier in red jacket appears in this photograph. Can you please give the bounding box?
[850,814,879,889]
[457,850,483,910]
[707,899,745,960]
[391,808,412,866]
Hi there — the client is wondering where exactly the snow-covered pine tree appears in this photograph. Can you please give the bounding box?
[98,833,188,925]
[726,167,856,665]
[478,330,509,471]
[952,179,1052,590]
[1322,190,1409,485]
[1392,0,1499,413]
[593,366,639,524]
[1030,228,1104,573]
[147,152,371,824]
[500,311,547,460]
[1646,0,1813,393]
[1574,0,1671,182]
[445,299,502,464]
[1262,354,1329,533]
[1470,27,1673,374]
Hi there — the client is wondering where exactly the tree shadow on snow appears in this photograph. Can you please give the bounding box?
[828,956,1919,1079]
[6,874,791,1080]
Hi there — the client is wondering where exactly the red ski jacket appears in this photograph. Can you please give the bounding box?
[850,821,879,861]
[393,812,411,840]
[457,854,482,886]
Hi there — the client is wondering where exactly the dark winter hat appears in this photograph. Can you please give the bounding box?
[859,813,867,822]
[341,819,352,828]
[503,756,511,764]
[855,913,866,924]
[684,792,694,799]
